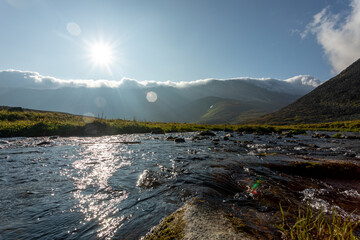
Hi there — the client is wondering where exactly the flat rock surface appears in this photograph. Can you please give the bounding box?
[182,199,256,240]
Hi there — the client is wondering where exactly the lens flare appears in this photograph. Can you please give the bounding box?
[95,97,107,108]
[146,91,158,103]
[67,22,81,36]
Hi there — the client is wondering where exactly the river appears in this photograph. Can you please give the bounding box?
[0,131,359,239]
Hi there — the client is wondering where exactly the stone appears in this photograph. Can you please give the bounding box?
[199,130,216,136]
[166,136,177,141]
[37,141,51,146]
[175,138,186,143]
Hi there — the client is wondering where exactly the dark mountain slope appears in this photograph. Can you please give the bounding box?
[251,58,360,124]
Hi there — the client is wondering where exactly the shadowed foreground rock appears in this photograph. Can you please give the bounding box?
[145,198,256,240]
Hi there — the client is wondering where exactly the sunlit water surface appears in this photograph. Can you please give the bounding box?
[0,132,359,239]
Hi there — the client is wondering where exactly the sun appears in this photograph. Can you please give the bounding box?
[89,41,114,67]
[90,43,112,66]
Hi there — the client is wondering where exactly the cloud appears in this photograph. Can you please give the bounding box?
[0,70,142,89]
[303,0,360,73]
[0,69,319,91]
[284,75,321,88]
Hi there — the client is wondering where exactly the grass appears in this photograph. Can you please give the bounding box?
[1,107,360,138]
[332,133,344,138]
[277,203,359,240]
[0,108,238,137]
[279,120,360,132]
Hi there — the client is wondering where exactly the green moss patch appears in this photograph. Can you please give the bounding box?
[145,209,186,240]
[224,213,247,233]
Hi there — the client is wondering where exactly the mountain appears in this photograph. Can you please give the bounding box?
[198,98,284,124]
[251,58,360,125]
[0,70,320,123]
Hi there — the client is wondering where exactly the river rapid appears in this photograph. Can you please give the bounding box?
[0,131,359,239]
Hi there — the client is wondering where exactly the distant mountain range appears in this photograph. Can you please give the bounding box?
[251,58,360,124]
[0,70,320,123]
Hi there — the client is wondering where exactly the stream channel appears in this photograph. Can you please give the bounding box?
[0,131,359,239]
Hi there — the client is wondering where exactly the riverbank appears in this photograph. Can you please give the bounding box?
[2,107,360,138]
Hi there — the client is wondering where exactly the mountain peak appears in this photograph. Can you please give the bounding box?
[250,58,360,124]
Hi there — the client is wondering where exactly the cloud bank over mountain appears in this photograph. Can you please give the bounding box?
[0,69,321,123]
[0,69,320,92]
[303,0,360,73]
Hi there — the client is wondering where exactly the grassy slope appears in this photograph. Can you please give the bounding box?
[250,58,360,125]
[1,107,360,138]
[199,100,277,124]
[0,107,237,137]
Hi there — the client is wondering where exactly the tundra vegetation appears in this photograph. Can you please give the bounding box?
[2,107,360,137]
[278,203,359,240]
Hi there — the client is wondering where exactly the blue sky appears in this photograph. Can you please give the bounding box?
[0,0,358,82]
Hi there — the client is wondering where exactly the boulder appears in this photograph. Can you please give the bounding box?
[199,130,216,136]
[37,141,52,146]
[166,136,177,141]
[175,138,186,143]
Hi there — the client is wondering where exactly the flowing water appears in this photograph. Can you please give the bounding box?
[0,132,359,239]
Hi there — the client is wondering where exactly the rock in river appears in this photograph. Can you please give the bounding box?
[199,130,216,136]
[145,198,256,240]
[175,138,186,143]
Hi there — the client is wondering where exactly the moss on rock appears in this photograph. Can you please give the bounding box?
[224,213,247,232]
[145,209,185,240]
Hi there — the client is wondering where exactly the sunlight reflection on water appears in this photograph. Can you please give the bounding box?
[68,138,131,239]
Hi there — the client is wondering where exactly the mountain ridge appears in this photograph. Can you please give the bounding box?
[250,58,360,124]
[0,70,320,123]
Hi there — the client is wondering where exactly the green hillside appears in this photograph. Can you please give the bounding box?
[198,99,284,124]
[0,106,238,137]
[3,106,360,138]
[177,96,231,122]
[250,58,360,125]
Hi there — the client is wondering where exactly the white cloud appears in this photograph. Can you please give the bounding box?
[303,0,360,73]
[0,69,143,89]
[0,69,319,93]
[284,75,321,88]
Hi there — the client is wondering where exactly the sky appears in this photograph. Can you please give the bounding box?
[0,0,359,83]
